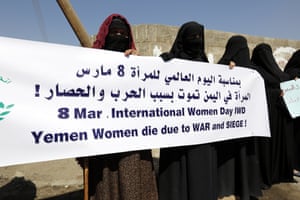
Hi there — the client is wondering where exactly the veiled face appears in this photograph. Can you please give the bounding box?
[104,19,131,52]
[108,28,129,39]
[181,23,204,57]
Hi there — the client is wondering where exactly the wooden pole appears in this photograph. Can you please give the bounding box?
[56,1,91,199]
[83,158,89,200]
[56,0,92,48]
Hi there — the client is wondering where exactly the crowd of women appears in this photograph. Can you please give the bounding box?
[77,13,300,200]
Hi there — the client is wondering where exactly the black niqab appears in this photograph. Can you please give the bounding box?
[160,21,208,62]
[104,17,130,52]
[251,43,290,82]
[284,49,300,78]
[218,35,251,67]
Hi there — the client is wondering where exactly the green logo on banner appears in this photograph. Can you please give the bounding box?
[0,102,14,121]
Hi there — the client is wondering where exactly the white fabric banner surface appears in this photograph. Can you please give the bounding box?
[0,36,270,167]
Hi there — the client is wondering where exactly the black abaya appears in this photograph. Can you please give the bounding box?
[284,49,300,172]
[216,35,263,200]
[158,21,218,200]
[251,43,294,186]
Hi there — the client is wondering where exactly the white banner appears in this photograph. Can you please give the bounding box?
[0,36,270,167]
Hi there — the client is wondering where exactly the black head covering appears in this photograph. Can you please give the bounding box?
[251,43,291,82]
[104,17,130,52]
[109,17,129,30]
[218,35,251,67]
[160,21,208,62]
[284,49,300,78]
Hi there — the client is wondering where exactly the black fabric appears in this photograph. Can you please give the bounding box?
[158,21,218,200]
[102,16,130,52]
[92,13,136,50]
[284,49,300,78]
[159,145,217,200]
[292,117,300,171]
[284,49,300,171]
[218,35,251,67]
[216,35,263,200]
[160,21,208,62]
[109,17,129,31]
[251,43,291,82]
[251,43,294,187]
[104,34,129,52]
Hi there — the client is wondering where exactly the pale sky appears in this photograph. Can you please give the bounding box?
[0,0,299,46]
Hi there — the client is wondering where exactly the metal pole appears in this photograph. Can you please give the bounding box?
[56,0,92,47]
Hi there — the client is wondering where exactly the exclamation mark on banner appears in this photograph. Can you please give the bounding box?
[35,84,40,97]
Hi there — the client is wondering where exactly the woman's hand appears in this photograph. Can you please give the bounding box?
[124,49,138,56]
[229,61,236,69]
[280,90,284,97]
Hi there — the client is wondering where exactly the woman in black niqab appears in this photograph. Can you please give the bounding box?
[216,35,263,200]
[284,49,300,78]
[284,49,300,176]
[251,43,291,82]
[158,21,218,200]
[160,21,208,62]
[218,35,252,67]
[251,43,294,187]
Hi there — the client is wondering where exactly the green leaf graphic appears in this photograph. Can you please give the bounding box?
[0,102,14,121]
[6,104,14,109]
[0,111,10,116]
